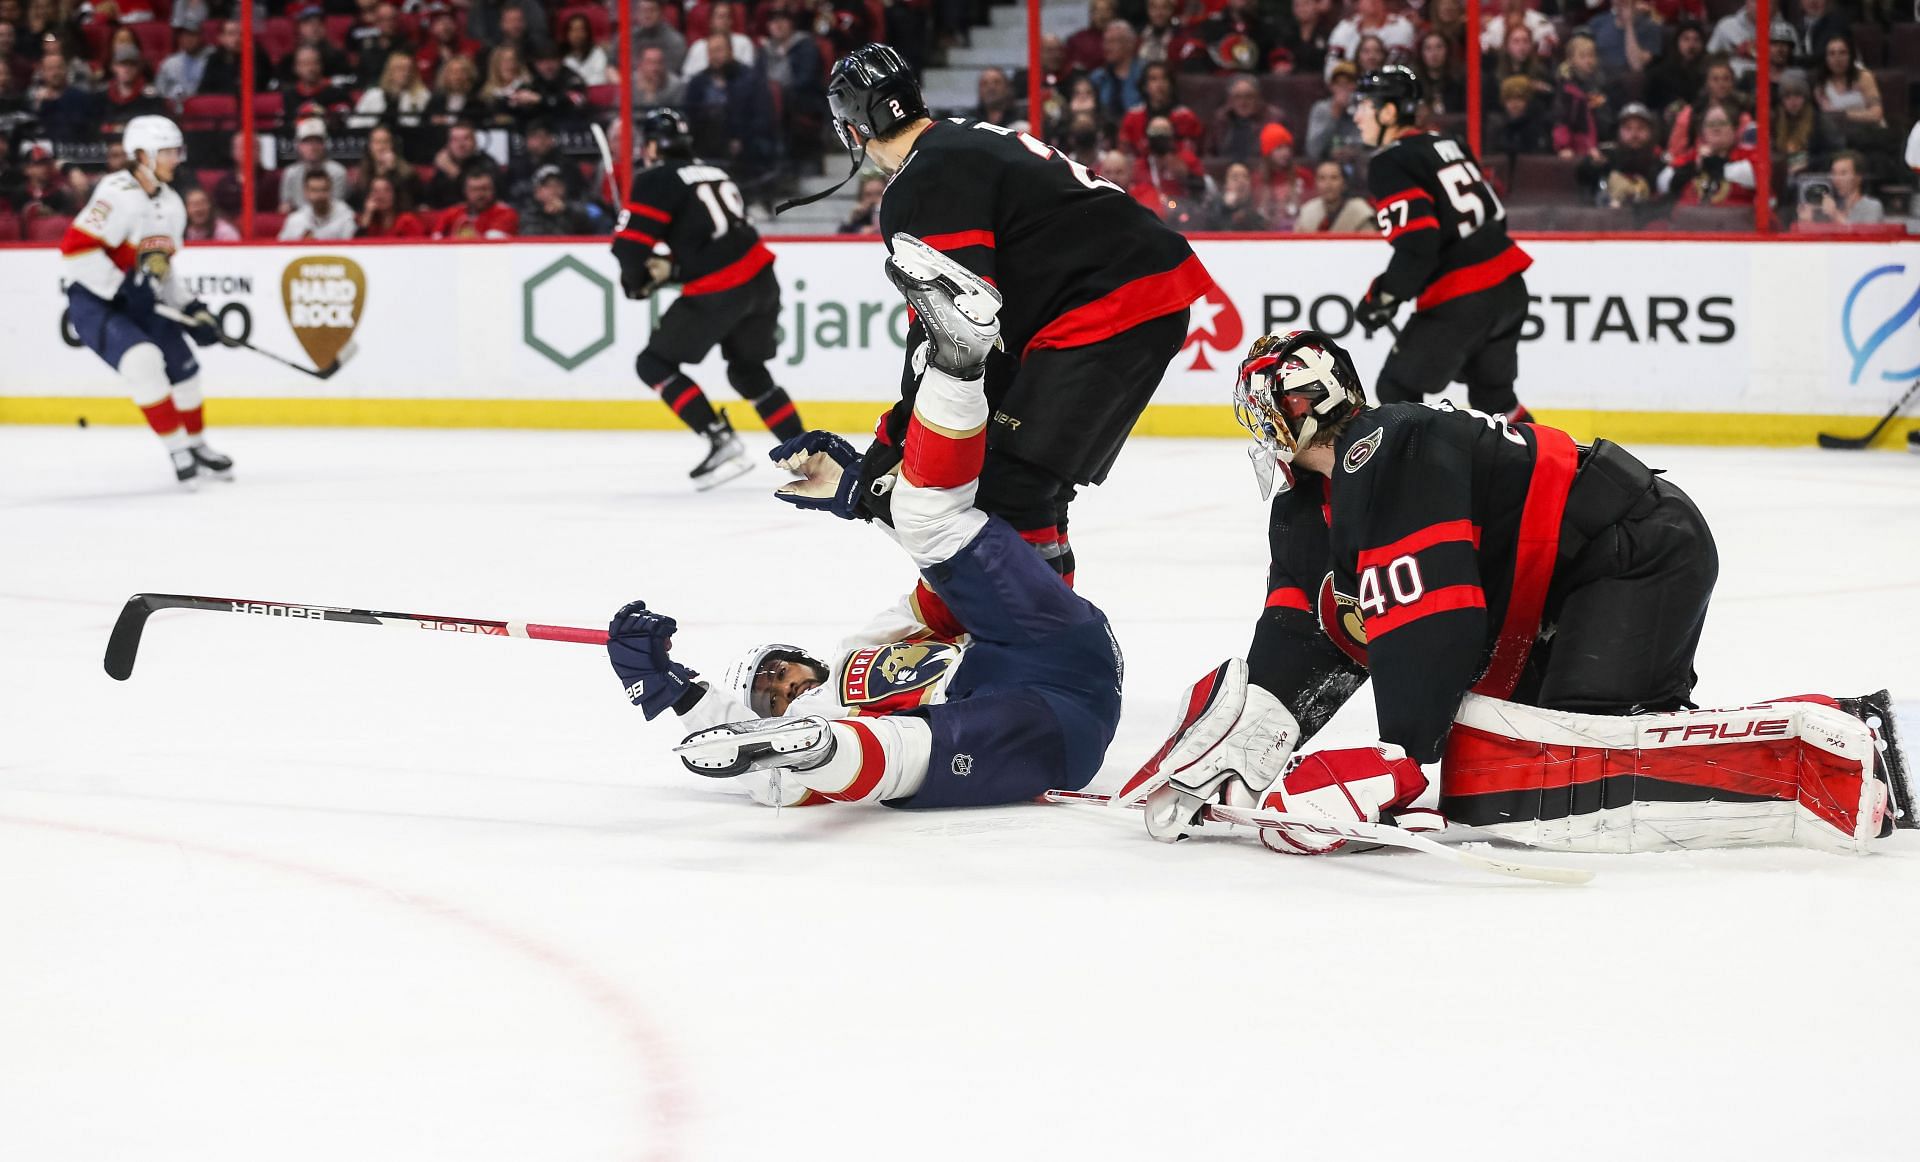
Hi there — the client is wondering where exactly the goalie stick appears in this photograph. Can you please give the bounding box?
[155,305,356,381]
[1816,377,1920,450]
[1043,789,1594,885]
[103,593,606,681]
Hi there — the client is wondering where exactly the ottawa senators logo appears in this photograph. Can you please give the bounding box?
[840,641,960,711]
[1316,572,1369,668]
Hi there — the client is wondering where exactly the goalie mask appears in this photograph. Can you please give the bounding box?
[724,643,831,718]
[1232,330,1366,498]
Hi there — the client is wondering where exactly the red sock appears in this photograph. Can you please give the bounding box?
[179,405,204,435]
[140,398,182,437]
[910,579,967,641]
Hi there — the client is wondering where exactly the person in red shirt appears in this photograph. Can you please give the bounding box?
[1065,0,1117,73]
[357,174,427,238]
[1119,62,1205,157]
[1659,99,1757,206]
[431,169,519,238]
[413,2,482,86]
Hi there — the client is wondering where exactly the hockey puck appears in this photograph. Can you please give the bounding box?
[76,416,88,428]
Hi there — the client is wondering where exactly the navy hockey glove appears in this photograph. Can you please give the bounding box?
[851,438,903,526]
[770,430,863,519]
[1354,284,1399,338]
[608,600,697,720]
[181,300,222,347]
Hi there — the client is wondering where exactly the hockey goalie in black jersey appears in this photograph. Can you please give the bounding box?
[611,108,805,489]
[810,44,1211,638]
[1352,66,1535,424]
[1116,330,1911,857]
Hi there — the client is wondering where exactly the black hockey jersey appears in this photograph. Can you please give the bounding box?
[1248,403,1584,764]
[1366,131,1532,312]
[879,118,1209,356]
[613,159,773,294]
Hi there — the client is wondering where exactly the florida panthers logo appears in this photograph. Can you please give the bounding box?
[840,641,961,710]
[1316,572,1369,668]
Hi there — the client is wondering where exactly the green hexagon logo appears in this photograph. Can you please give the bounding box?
[523,256,615,370]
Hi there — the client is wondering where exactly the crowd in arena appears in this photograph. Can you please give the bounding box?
[0,0,1915,239]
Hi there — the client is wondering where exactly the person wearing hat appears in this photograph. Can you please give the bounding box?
[519,163,593,235]
[1772,69,1838,182]
[413,2,482,86]
[10,142,75,216]
[103,42,167,128]
[514,41,586,129]
[1306,60,1365,161]
[1577,99,1665,211]
[154,21,207,102]
[278,3,350,87]
[1260,120,1314,227]
[277,116,348,214]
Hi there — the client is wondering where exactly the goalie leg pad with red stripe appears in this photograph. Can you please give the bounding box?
[1441,694,1891,854]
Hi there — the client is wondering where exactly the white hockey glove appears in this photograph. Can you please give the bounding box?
[884,233,1003,378]
[1113,659,1301,842]
[1252,744,1433,855]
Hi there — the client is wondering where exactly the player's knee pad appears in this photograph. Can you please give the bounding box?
[117,343,172,407]
[974,454,1065,535]
[725,360,775,401]
[635,350,679,390]
[170,374,203,412]
[1442,694,1890,854]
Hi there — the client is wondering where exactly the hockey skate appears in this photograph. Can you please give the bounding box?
[690,412,752,491]
[189,440,234,480]
[884,233,1003,375]
[1838,689,1913,835]
[674,715,835,778]
[168,446,198,489]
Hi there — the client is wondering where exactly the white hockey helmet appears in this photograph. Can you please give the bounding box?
[124,115,185,165]
[724,643,830,718]
[1233,329,1366,498]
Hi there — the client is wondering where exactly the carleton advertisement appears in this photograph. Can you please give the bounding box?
[2,238,1915,438]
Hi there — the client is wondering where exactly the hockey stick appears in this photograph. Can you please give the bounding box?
[590,121,620,208]
[1816,377,1920,449]
[104,593,606,681]
[154,305,356,381]
[1043,790,1593,885]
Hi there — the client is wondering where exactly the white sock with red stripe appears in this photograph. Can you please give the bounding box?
[790,716,932,804]
[895,366,990,567]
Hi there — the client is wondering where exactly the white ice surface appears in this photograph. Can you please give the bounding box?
[2,426,1918,1162]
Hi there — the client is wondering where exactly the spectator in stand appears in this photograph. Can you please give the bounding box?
[1289,0,1338,78]
[287,46,355,123]
[1798,149,1884,227]
[1773,71,1837,182]
[209,130,270,216]
[632,44,685,108]
[764,8,825,167]
[1414,31,1467,117]
[558,12,608,86]
[199,19,270,97]
[513,43,587,129]
[426,52,482,125]
[1035,34,1077,131]
[519,163,592,234]
[1815,37,1884,132]
[684,34,775,176]
[1487,73,1555,154]
[1294,159,1372,232]
[974,66,1025,129]
[281,168,358,240]
[1645,20,1706,115]
[1353,34,1389,77]
[1209,74,1281,164]
[1326,0,1415,82]
[1059,109,1106,167]
[837,174,885,234]
[507,116,578,203]
[351,124,422,207]
[1306,60,1365,162]
[1088,19,1145,121]
[476,44,530,126]
[631,0,687,77]
[351,51,431,132]
[23,2,85,77]
[281,5,352,87]
[1202,161,1268,230]
[1586,0,1660,77]
[428,120,497,207]
[1659,99,1757,205]
[417,3,483,85]
[1649,0,1706,24]
[11,144,71,216]
[1120,62,1201,158]
[812,0,877,60]
[1139,0,1205,71]
[1790,0,1848,71]
[1137,114,1205,203]
[30,49,96,139]
[433,167,518,237]
[1488,23,1553,102]
[1666,54,1745,157]
[356,173,426,237]
[279,119,350,214]
[1198,0,1277,73]
[1706,0,1762,79]
[1553,32,1614,160]
[182,186,240,240]
[493,5,545,62]
[1261,122,1313,228]
[1066,0,1117,75]
[1480,0,1558,61]
[154,21,207,102]
[680,4,754,80]
[1576,99,1664,208]
[354,3,416,90]
[170,0,209,32]
[61,161,94,206]
[89,0,159,24]
[101,44,167,132]
[1427,0,1468,51]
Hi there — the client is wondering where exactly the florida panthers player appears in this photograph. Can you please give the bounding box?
[62,115,232,485]
[606,237,1123,810]
[1118,330,1910,856]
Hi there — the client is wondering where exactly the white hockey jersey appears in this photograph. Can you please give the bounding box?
[60,171,193,310]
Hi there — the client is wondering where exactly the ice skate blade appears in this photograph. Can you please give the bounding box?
[691,452,753,492]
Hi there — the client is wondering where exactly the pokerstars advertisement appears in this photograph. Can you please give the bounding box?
[2,238,1913,430]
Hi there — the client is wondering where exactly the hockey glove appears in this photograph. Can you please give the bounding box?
[619,256,674,301]
[852,438,903,526]
[771,430,862,519]
[608,599,698,720]
[181,300,222,347]
[1253,744,1431,855]
[1354,283,1399,338]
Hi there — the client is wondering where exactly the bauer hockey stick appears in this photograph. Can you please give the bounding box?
[154,305,356,381]
[1816,377,1920,449]
[103,593,606,681]
[1043,789,1593,885]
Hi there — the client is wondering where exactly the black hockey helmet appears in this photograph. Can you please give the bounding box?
[826,44,927,151]
[1233,330,1366,496]
[1357,64,1423,125]
[640,106,693,160]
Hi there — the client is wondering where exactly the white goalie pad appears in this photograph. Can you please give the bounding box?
[1115,658,1301,809]
[1442,695,1889,855]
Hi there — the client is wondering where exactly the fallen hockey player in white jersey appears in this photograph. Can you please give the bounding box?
[61,115,233,486]
[605,235,1124,809]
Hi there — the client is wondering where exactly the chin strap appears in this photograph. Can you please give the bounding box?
[775,143,865,215]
